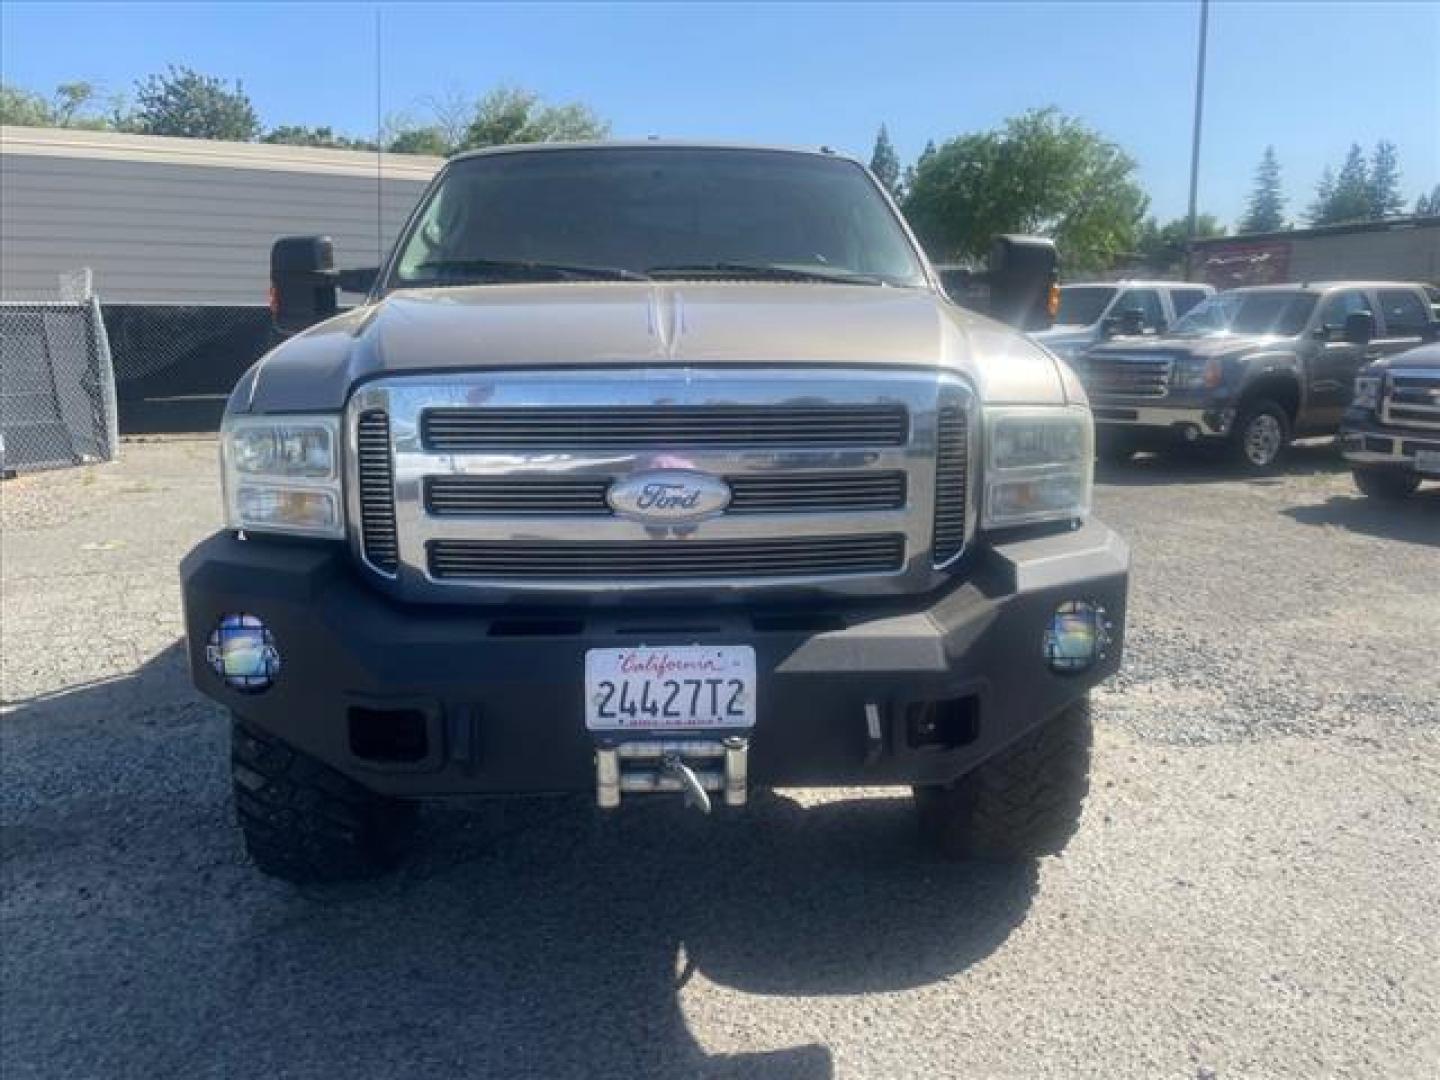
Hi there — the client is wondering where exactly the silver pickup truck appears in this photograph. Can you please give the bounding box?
[1073,282,1439,470]
[180,143,1129,882]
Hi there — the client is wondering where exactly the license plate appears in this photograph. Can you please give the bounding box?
[585,645,756,731]
[1416,449,1440,475]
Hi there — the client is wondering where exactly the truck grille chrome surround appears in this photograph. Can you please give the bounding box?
[345,368,977,603]
[1079,353,1174,399]
[1382,369,1440,430]
[356,410,399,573]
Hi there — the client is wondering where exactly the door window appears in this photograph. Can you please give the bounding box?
[1316,290,1372,336]
[1376,289,1430,337]
[1170,289,1209,318]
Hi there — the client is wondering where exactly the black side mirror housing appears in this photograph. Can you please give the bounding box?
[985,235,1058,331]
[271,236,338,335]
[1343,310,1375,346]
[1118,308,1146,336]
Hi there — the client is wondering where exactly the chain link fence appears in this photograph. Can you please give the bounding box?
[0,270,120,475]
[103,304,273,434]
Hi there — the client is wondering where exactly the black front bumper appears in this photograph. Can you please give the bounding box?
[180,524,1129,797]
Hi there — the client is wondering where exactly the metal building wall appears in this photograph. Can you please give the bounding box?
[0,126,442,304]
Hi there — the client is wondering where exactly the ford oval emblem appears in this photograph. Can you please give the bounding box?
[608,470,731,523]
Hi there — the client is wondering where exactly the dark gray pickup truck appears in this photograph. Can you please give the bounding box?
[1071,282,1439,470]
[1341,341,1440,499]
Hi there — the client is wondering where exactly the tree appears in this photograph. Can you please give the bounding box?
[868,124,901,198]
[901,139,935,196]
[1308,144,1371,225]
[1366,140,1404,219]
[131,65,260,140]
[459,86,608,150]
[386,124,451,156]
[1238,145,1285,233]
[1416,184,1440,217]
[0,82,55,126]
[1137,214,1225,275]
[263,124,377,151]
[902,108,1147,274]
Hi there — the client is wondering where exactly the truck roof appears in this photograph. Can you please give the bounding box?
[1059,280,1212,290]
[1222,281,1432,294]
[447,139,861,166]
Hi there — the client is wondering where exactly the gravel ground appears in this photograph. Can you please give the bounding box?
[2,437,1437,1080]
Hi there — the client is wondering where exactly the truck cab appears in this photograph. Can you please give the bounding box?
[181,143,1129,882]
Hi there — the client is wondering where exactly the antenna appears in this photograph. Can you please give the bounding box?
[375,5,383,264]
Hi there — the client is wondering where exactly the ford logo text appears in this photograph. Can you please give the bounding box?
[608,471,731,523]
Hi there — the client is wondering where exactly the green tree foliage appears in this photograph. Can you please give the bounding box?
[1136,214,1225,275]
[1238,145,1285,233]
[0,82,56,126]
[262,124,377,151]
[868,124,902,198]
[902,108,1147,274]
[1366,140,1404,219]
[1308,144,1374,225]
[459,86,608,150]
[1415,184,1440,217]
[385,124,451,156]
[131,65,260,140]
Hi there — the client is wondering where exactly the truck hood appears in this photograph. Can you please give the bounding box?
[1088,332,1284,360]
[234,282,1072,413]
[1367,342,1440,370]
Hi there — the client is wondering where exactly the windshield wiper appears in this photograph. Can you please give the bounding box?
[408,258,650,284]
[645,262,888,285]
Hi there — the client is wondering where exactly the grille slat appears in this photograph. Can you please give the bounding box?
[357,411,398,573]
[931,404,968,564]
[1080,354,1174,399]
[422,405,909,450]
[1384,372,1440,430]
[425,472,908,516]
[429,535,905,580]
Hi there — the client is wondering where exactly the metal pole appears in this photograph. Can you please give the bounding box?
[1185,0,1209,281]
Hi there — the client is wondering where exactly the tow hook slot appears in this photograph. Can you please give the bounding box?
[595,736,749,813]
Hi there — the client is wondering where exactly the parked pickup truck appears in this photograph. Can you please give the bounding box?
[180,143,1129,883]
[1028,280,1214,362]
[1341,341,1440,499]
[1072,282,1440,470]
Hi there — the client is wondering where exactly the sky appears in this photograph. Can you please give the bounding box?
[2,1,1437,228]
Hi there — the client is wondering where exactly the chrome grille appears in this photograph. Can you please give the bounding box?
[1382,369,1440,430]
[429,535,906,580]
[424,472,907,516]
[356,410,398,573]
[932,403,968,564]
[346,368,976,603]
[1081,354,1174,399]
[422,404,909,450]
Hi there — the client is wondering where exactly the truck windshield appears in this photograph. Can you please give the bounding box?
[1055,286,1116,326]
[1171,290,1317,337]
[390,147,927,289]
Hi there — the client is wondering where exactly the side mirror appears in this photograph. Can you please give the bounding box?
[1343,310,1375,346]
[1118,308,1146,336]
[338,267,379,295]
[1100,315,1121,340]
[986,235,1058,331]
[270,236,338,335]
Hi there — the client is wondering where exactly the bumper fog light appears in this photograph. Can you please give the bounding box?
[206,614,281,692]
[1043,601,1112,674]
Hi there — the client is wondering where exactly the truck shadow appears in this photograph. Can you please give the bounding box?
[1281,487,1440,547]
[2,640,1041,1079]
[1097,439,1348,487]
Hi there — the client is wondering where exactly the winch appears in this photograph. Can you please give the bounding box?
[595,736,749,814]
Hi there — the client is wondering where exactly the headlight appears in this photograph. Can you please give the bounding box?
[1172,356,1222,390]
[221,414,343,537]
[1352,373,1382,410]
[983,406,1093,530]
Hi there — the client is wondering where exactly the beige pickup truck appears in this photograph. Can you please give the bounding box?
[181,142,1129,882]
